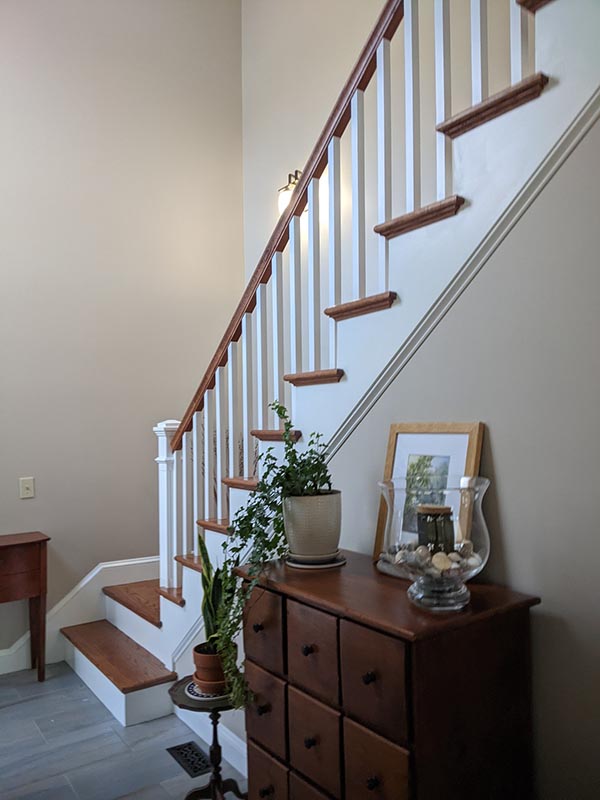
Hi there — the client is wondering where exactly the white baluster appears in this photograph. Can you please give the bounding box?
[227,341,240,480]
[203,389,216,520]
[351,91,366,298]
[271,252,284,425]
[377,40,391,291]
[181,430,193,557]
[215,366,228,521]
[328,137,341,365]
[289,216,302,375]
[435,0,452,200]
[241,313,254,477]
[470,0,488,105]
[405,0,421,213]
[255,285,268,427]
[171,447,182,587]
[154,420,179,590]
[192,410,203,556]
[510,3,531,85]
[307,177,321,371]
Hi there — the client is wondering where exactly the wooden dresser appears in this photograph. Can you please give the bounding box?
[241,550,540,800]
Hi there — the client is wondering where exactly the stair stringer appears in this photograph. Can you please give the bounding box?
[291,0,600,447]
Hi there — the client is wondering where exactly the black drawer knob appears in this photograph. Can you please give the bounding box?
[301,644,315,657]
[366,776,380,791]
[304,736,318,749]
[362,670,377,685]
[252,622,264,633]
[256,703,271,716]
[259,786,274,798]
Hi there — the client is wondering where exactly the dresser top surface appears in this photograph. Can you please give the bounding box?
[239,550,540,641]
[0,531,50,549]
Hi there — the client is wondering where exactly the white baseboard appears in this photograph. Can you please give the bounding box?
[174,705,248,777]
[0,555,159,676]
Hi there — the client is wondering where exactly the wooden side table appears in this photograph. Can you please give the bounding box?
[0,531,50,681]
[169,677,247,800]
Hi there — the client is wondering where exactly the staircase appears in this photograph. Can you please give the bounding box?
[58,0,600,768]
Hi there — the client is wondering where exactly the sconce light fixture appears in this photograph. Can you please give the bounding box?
[277,170,302,215]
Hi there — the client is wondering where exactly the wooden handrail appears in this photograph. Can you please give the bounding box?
[171,0,404,452]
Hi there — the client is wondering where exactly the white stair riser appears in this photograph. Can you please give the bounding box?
[64,640,174,727]
[104,596,165,662]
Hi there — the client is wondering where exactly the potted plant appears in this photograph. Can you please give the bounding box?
[192,536,230,694]
[215,402,340,707]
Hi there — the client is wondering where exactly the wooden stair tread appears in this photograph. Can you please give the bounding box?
[222,476,258,491]
[436,73,549,139]
[251,429,302,442]
[324,291,397,321]
[174,554,204,574]
[102,579,162,628]
[197,518,231,535]
[517,0,553,12]
[283,369,345,387]
[157,586,185,607]
[60,620,177,693]
[374,196,465,240]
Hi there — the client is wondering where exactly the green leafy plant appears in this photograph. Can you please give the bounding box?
[197,534,225,651]
[215,402,332,707]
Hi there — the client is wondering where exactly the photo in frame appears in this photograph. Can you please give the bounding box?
[373,423,484,559]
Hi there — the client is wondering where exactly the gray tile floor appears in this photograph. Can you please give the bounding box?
[0,663,247,799]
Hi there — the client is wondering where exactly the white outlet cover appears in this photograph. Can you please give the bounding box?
[19,477,35,499]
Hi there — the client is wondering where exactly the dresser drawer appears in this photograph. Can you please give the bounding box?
[0,544,39,577]
[344,718,410,800]
[288,686,341,799]
[245,660,287,761]
[340,619,408,744]
[289,772,329,800]
[248,741,288,800]
[287,600,338,705]
[244,588,285,676]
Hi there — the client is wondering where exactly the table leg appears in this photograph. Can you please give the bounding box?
[29,597,39,670]
[37,594,46,682]
[220,778,247,799]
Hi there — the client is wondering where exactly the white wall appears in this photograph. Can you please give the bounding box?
[331,118,600,800]
[0,0,244,647]
[241,0,386,278]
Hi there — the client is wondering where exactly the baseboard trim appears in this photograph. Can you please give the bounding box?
[328,86,600,459]
[174,705,248,777]
[0,555,159,675]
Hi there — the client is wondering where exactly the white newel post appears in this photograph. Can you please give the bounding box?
[154,420,181,589]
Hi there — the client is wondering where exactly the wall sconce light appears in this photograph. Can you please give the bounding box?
[278,170,302,215]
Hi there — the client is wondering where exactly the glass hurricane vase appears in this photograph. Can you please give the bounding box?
[377,476,490,612]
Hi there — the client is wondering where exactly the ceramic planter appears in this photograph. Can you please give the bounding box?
[283,490,341,559]
[192,642,226,694]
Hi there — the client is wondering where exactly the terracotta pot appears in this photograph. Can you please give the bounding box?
[283,490,342,559]
[192,643,226,694]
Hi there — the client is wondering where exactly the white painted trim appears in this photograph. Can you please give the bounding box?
[174,705,248,777]
[0,555,159,675]
[328,87,600,458]
[65,640,174,727]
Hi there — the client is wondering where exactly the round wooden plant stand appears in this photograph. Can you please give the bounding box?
[169,677,247,800]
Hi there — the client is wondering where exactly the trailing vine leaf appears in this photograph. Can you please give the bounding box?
[214,403,332,707]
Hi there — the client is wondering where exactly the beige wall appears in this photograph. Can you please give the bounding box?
[331,119,600,799]
[241,0,386,277]
[0,0,244,647]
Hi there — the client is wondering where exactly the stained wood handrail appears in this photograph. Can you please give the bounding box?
[170,0,404,452]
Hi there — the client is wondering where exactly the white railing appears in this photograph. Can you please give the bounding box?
[155,0,540,586]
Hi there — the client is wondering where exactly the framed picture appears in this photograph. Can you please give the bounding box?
[373,422,484,558]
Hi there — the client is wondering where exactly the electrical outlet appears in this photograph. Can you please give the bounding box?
[19,477,35,499]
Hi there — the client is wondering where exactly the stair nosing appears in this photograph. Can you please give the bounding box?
[60,619,177,694]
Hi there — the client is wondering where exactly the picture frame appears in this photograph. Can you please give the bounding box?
[373,422,484,559]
